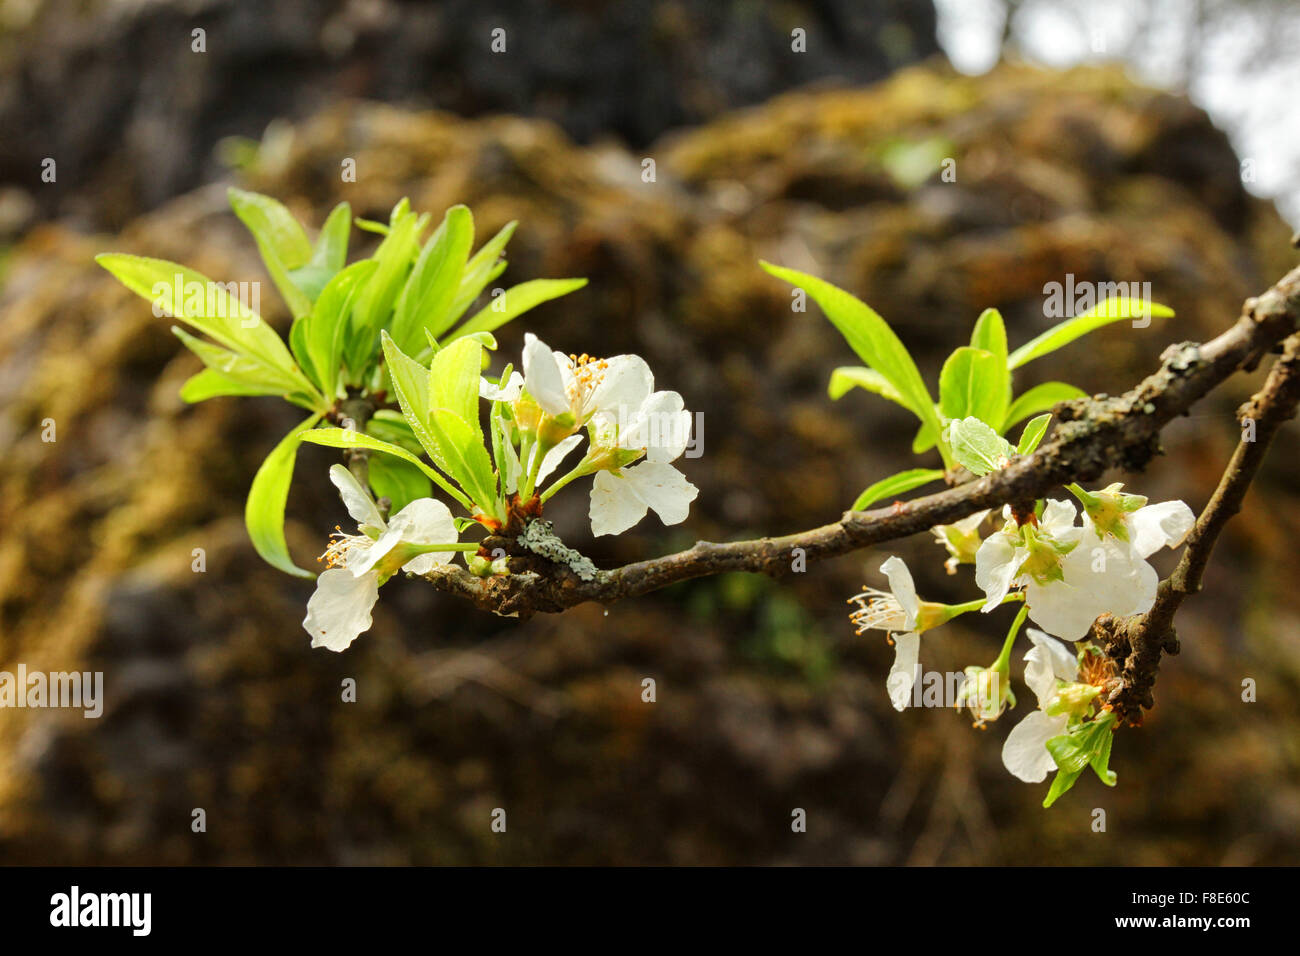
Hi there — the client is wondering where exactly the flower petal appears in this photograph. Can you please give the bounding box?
[975,532,1024,610]
[348,524,403,576]
[1028,532,1160,639]
[620,461,698,526]
[522,333,569,416]
[1022,646,1058,707]
[1129,500,1195,558]
[535,433,584,485]
[953,508,990,534]
[303,568,380,652]
[1039,498,1077,536]
[588,354,654,418]
[887,632,920,712]
[634,391,692,462]
[329,463,384,532]
[1001,710,1069,782]
[390,497,459,574]
[880,555,920,628]
[1087,535,1160,617]
[480,370,523,402]
[1026,627,1078,683]
[589,469,649,536]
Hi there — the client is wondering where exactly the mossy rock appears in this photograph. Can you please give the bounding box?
[0,63,1296,864]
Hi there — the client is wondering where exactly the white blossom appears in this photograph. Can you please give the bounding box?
[589,463,698,536]
[303,465,459,652]
[522,333,652,424]
[479,371,523,403]
[849,556,924,712]
[975,499,1158,641]
[1001,629,1079,782]
[1076,483,1195,558]
[584,353,697,535]
[931,509,990,574]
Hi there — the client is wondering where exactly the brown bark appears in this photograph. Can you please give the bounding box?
[422,262,1300,628]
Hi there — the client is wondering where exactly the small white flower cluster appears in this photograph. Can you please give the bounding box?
[852,483,1194,796]
[975,489,1194,641]
[304,465,460,652]
[303,335,700,652]
[485,333,698,536]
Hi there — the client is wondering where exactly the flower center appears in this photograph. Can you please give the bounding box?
[320,527,367,569]
[848,589,908,634]
[566,353,609,409]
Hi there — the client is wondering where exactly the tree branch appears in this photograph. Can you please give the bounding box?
[1098,330,1300,724]
[421,262,1300,619]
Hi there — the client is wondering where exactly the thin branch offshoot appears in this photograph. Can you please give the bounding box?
[423,263,1300,640]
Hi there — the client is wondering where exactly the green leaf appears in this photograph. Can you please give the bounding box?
[447,221,517,321]
[245,413,322,578]
[299,426,431,472]
[367,411,425,455]
[427,407,498,513]
[346,199,424,377]
[1008,298,1174,370]
[303,259,377,402]
[1002,381,1088,431]
[227,188,312,267]
[259,251,314,319]
[457,331,498,352]
[428,336,484,430]
[946,416,1014,477]
[380,330,439,463]
[95,254,313,393]
[761,262,939,436]
[390,204,474,353]
[1090,720,1118,787]
[228,188,314,318]
[1044,711,1119,807]
[425,335,497,512]
[1042,766,1083,808]
[851,468,946,511]
[179,368,283,403]
[367,454,433,514]
[171,326,303,395]
[938,346,1007,427]
[912,416,941,454]
[379,333,494,516]
[970,307,1008,359]
[299,426,474,513]
[969,308,1011,423]
[827,366,904,404]
[288,313,319,390]
[1017,413,1052,456]
[453,278,588,339]
[286,201,352,302]
[1047,728,1093,774]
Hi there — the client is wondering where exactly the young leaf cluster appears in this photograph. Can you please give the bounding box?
[98,190,586,576]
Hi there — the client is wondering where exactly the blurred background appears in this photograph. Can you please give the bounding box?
[0,0,1298,865]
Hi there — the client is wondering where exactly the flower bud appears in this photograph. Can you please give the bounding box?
[1045,680,1101,720]
[1071,482,1147,542]
[957,663,1016,727]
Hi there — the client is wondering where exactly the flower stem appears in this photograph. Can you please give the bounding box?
[1064,482,1095,508]
[539,461,592,503]
[945,597,991,618]
[517,434,534,493]
[993,604,1030,670]
[520,437,551,499]
[405,542,483,555]
[941,591,1024,623]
